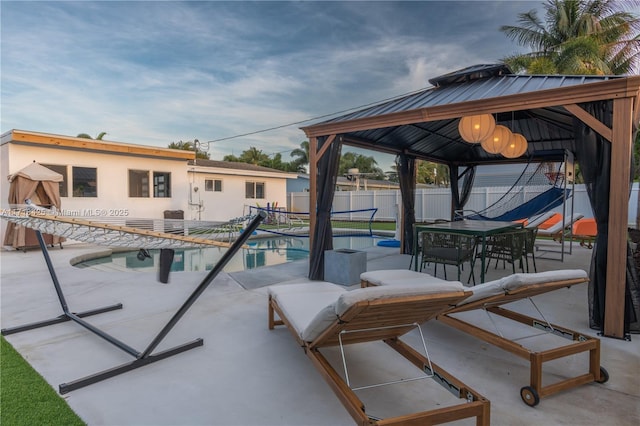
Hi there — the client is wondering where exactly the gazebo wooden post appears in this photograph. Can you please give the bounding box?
[605,97,634,338]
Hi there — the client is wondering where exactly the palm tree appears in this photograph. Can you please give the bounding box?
[290,141,310,171]
[239,147,269,165]
[339,152,385,180]
[168,140,210,159]
[417,161,450,186]
[501,0,640,75]
[77,132,107,140]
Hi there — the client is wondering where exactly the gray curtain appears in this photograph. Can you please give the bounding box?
[309,136,342,280]
[450,165,476,220]
[574,100,639,334]
[396,153,416,254]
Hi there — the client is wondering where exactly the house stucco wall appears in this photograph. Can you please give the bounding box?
[2,143,189,217]
[188,167,290,221]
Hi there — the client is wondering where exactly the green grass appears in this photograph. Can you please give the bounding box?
[1,336,85,426]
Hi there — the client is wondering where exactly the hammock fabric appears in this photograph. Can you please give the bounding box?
[0,210,236,249]
[466,187,570,222]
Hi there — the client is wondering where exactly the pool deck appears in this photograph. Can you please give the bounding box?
[1,241,639,425]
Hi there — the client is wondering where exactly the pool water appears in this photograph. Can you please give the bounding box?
[75,235,386,273]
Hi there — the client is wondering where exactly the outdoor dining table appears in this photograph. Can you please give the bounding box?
[413,220,524,283]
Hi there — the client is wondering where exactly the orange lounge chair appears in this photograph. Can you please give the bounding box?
[536,213,585,241]
[537,212,562,229]
[268,280,490,425]
[571,218,597,248]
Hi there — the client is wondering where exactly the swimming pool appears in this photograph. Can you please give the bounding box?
[74,235,388,273]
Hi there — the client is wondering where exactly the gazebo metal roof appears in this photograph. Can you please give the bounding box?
[304,64,622,165]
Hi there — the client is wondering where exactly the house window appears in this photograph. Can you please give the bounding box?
[153,172,171,198]
[72,166,97,197]
[245,181,265,199]
[205,179,222,192]
[129,170,149,197]
[42,164,68,197]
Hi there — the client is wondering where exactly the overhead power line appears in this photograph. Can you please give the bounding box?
[205,86,430,144]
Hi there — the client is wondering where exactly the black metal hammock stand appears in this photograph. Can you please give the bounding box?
[1,211,266,394]
[458,161,570,222]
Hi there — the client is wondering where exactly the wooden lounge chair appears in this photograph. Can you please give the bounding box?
[268,281,490,425]
[360,269,608,407]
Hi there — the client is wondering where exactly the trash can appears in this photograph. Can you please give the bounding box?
[324,249,367,286]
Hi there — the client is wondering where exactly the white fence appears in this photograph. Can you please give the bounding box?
[288,183,640,226]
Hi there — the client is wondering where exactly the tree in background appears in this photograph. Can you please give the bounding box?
[501,0,640,75]
[417,161,449,186]
[238,147,269,165]
[77,132,107,140]
[224,147,303,172]
[168,140,210,159]
[338,152,385,180]
[290,141,309,172]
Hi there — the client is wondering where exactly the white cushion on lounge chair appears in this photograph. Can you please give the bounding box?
[335,281,465,316]
[360,269,452,286]
[458,269,588,305]
[270,280,466,342]
[458,279,505,304]
[269,282,345,340]
[361,269,432,285]
[500,269,588,291]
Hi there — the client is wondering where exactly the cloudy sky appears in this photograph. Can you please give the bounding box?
[2,1,547,171]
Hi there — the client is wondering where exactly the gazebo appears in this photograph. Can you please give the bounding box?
[301,64,640,340]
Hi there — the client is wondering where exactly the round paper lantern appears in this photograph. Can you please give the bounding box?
[501,133,528,158]
[481,125,512,154]
[458,114,495,144]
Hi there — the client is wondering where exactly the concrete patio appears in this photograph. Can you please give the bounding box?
[1,240,638,425]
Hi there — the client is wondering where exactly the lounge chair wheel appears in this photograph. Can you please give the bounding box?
[596,366,609,383]
[520,386,540,407]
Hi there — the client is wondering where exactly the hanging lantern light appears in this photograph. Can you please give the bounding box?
[480,125,511,154]
[458,114,495,144]
[501,133,528,158]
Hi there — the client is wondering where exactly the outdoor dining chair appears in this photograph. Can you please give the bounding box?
[420,230,477,283]
[522,227,538,272]
[483,229,527,274]
[409,219,450,270]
